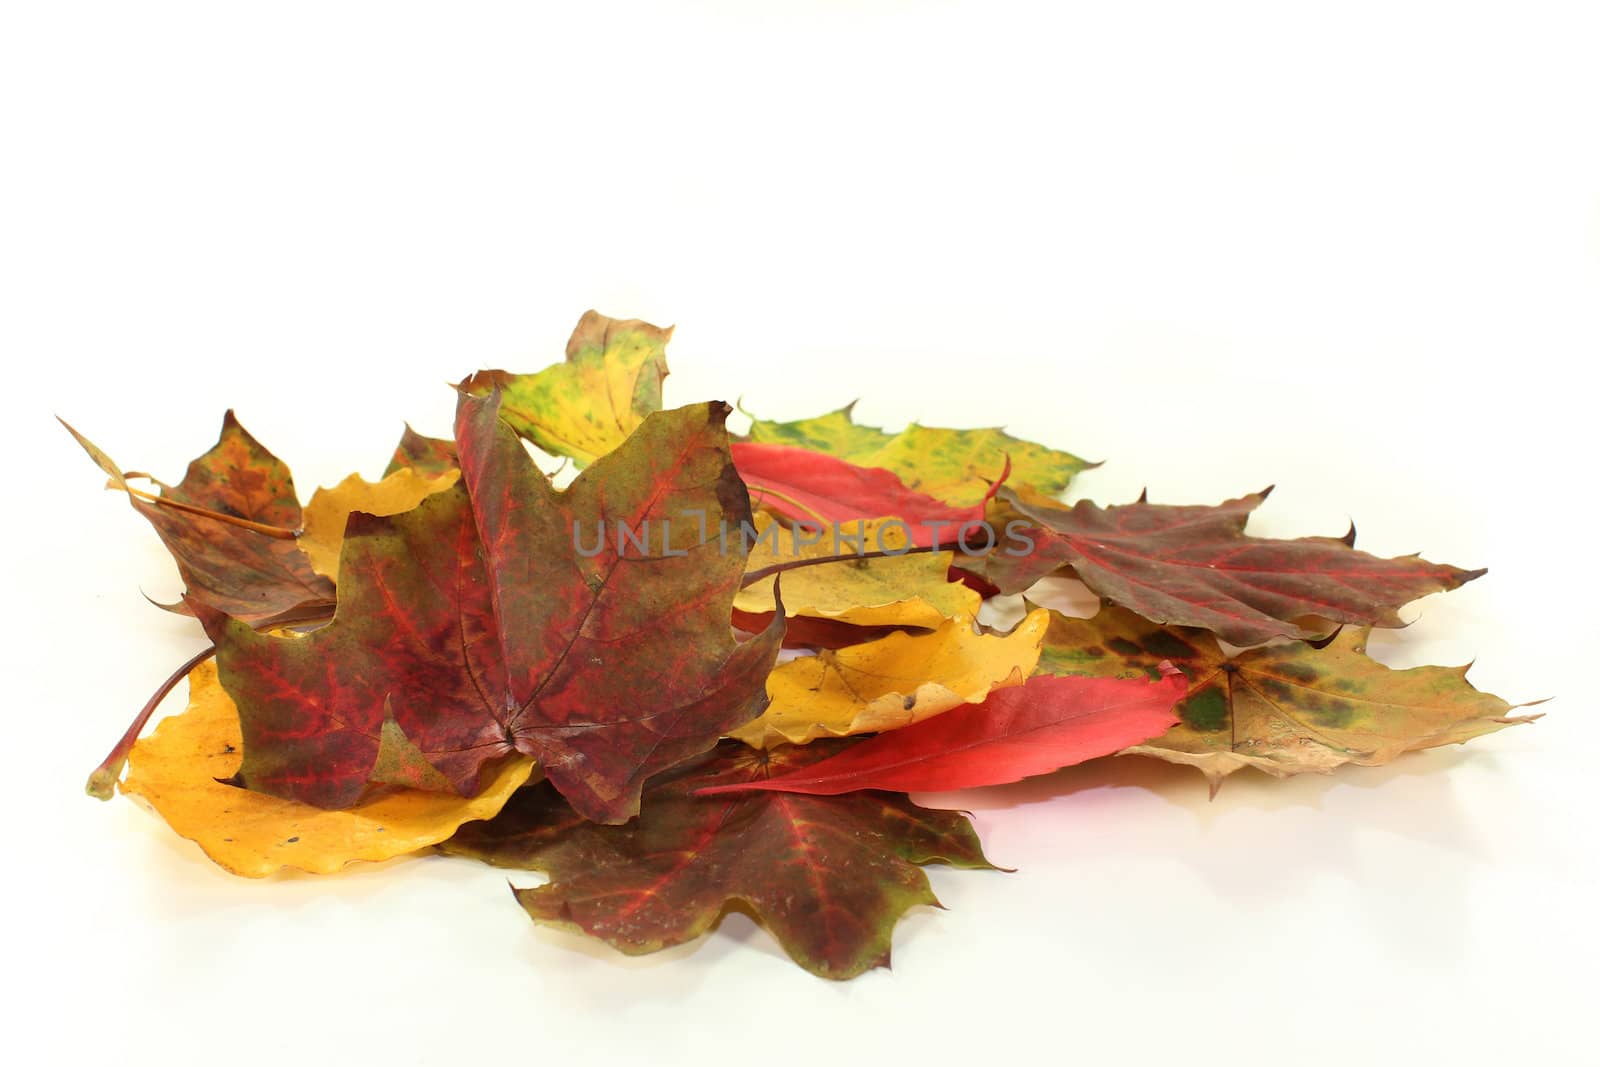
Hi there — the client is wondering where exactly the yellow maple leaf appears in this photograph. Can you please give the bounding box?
[732,608,1050,747]
[734,513,980,629]
[460,310,672,467]
[300,467,460,579]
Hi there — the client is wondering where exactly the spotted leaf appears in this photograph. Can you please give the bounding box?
[745,402,1093,505]
[459,309,670,467]
[1037,605,1539,792]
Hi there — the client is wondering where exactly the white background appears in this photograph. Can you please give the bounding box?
[3,3,1595,1065]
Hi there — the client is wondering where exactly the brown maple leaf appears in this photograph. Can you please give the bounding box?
[61,412,335,625]
[986,486,1483,645]
[442,740,996,979]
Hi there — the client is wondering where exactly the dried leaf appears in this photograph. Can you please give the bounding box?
[732,608,1049,747]
[733,512,980,629]
[1037,605,1538,791]
[70,307,1538,982]
[700,670,1184,796]
[746,403,1093,506]
[384,424,458,478]
[442,741,995,979]
[61,412,334,624]
[729,441,1001,547]
[201,394,783,823]
[460,310,670,466]
[300,467,460,579]
[122,660,535,877]
[988,487,1483,645]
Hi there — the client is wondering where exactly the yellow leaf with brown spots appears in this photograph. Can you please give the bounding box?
[734,512,980,629]
[732,608,1049,747]
[120,660,536,877]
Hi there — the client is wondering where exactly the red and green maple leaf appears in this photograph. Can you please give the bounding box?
[442,740,997,979]
[987,486,1483,645]
[200,392,783,823]
[742,401,1096,506]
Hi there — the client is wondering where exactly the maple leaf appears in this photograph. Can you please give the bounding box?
[331,413,989,649]
[732,609,1050,747]
[122,660,536,877]
[61,412,335,625]
[986,486,1484,645]
[729,440,1003,547]
[300,467,460,579]
[698,670,1184,796]
[745,402,1095,506]
[1037,605,1539,792]
[441,741,996,980]
[384,424,459,479]
[733,513,980,629]
[460,310,671,467]
[201,393,783,823]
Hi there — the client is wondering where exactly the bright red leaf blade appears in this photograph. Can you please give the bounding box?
[699,669,1186,796]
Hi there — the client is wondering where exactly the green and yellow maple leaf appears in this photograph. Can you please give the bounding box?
[461,309,671,466]
[744,403,1093,506]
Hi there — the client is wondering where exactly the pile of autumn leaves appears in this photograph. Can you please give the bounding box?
[71,312,1535,980]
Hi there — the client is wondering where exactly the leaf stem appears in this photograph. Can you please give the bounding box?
[741,482,832,525]
[122,484,302,539]
[84,608,335,800]
[738,539,974,589]
[85,644,218,800]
